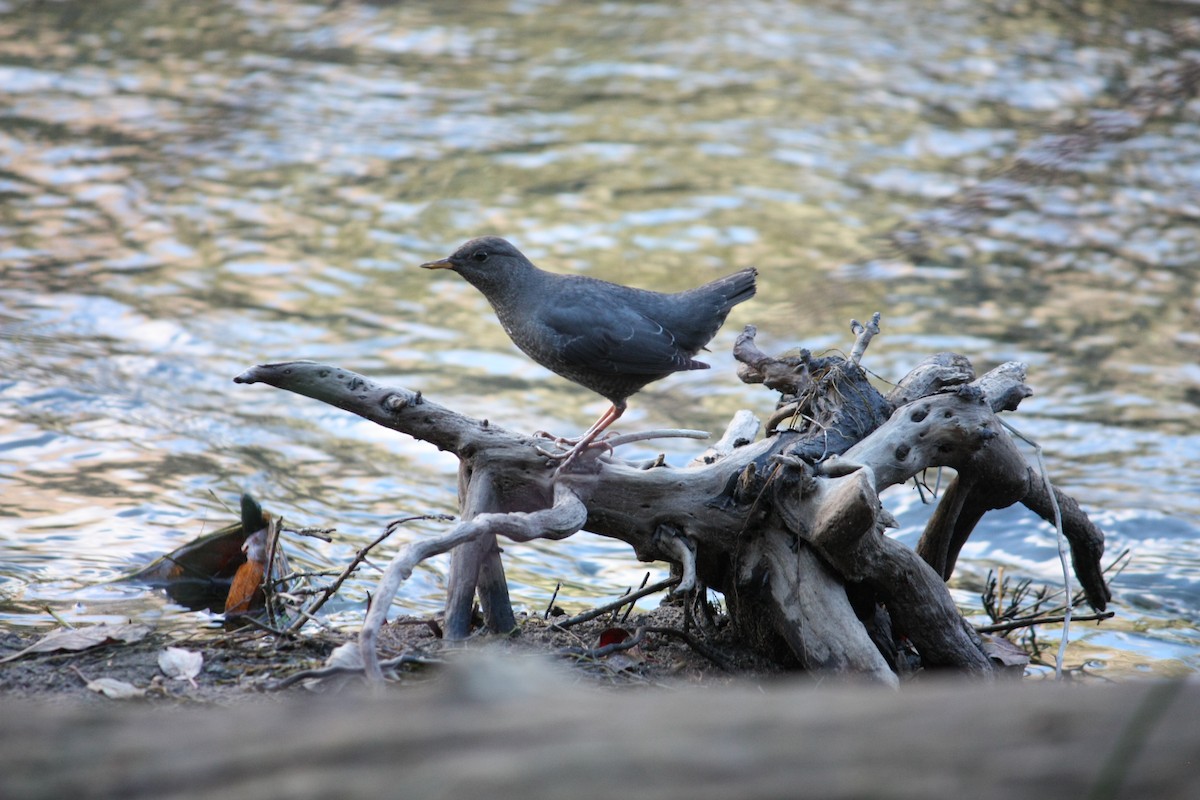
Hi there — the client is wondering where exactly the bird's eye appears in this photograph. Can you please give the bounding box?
[472,250,489,262]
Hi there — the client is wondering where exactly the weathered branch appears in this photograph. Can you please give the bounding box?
[1022,477,1111,610]
[827,386,1004,491]
[847,312,881,364]
[654,527,697,593]
[553,576,681,629]
[689,409,761,466]
[793,466,992,674]
[886,352,975,407]
[236,334,1112,681]
[972,361,1034,413]
[359,482,588,682]
[233,361,523,459]
[916,420,1032,580]
[734,325,893,452]
[733,324,814,395]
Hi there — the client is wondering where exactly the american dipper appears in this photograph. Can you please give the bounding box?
[421,236,757,465]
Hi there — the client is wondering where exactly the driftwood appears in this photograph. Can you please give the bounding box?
[233,319,1110,683]
[2,671,1195,800]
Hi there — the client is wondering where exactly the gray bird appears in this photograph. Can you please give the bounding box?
[421,236,757,465]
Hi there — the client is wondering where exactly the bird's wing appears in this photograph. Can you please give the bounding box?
[541,303,705,375]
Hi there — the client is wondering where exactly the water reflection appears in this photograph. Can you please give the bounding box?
[1,0,1197,676]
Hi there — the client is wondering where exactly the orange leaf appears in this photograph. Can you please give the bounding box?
[224,558,265,617]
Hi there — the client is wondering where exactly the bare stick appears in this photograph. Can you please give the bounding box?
[976,611,1114,635]
[360,484,588,683]
[286,514,453,635]
[602,429,709,447]
[234,361,492,457]
[848,312,881,364]
[268,652,444,690]
[263,515,283,629]
[643,626,736,672]
[544,582,562,620]
[1000,418,1071,679]
[271,570,340,587]
[655,530,697,593]
[621,573,651,623]
[286,526,336,542]
[552,576,681,629]
[558,627,647,660]
[689,410,761,466]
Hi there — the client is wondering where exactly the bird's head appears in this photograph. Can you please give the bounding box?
[420,236,534,294]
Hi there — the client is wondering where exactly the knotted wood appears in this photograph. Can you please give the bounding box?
[234,322,1110,682]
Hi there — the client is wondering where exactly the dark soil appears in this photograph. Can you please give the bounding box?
[0,600,782,705]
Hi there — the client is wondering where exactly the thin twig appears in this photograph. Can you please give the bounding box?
[535,428,711,460]
[992,546,1129,620]
[544,581,562,620]
[285,526,336,542]
[360,484,588,683]
[263,514,283,629]
[267,652,443,690]
[621,573,651,623]
[552,577,680,629]
[999,417,1071,680]
[207,489,236,516]
[285,514,452,636]
[610,587,631,622]
[643,626,736,672]
[271,570,341,588]
[602,428,709,447]
[558,627,647,660]
[976,610,1114,635]
[288,605,336,632]
[994,565,1006,620]
[233,614,290,638]
[42,606,75,629]
[848,312,881,364]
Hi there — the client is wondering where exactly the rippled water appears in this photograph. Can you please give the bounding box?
[1,0,1197,676]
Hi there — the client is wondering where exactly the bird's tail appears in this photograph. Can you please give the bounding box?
[700,266,758,313]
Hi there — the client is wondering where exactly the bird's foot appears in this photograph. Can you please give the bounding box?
[535,438,616,462]
[534,434,619,471]
[533,429,620,457]
[533,429,580,447]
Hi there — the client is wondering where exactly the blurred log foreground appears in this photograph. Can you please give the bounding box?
[234,317,1111,685]
[4,670,1196,800]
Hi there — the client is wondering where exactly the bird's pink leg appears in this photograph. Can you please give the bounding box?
[540,402,626,467]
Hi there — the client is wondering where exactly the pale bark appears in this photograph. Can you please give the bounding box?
[234,326,1110,682]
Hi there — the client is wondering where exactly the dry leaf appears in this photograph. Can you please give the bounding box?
[981,634,1032,671]
[223,557,265,617]
[598,627,632,648]
[0,623,151,663]
[85,677,145,700]
[325,641,364,670]
[158,647,203,687]
[596,627,643,670]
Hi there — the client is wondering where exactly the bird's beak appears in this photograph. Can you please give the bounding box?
[420,257,455,270]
